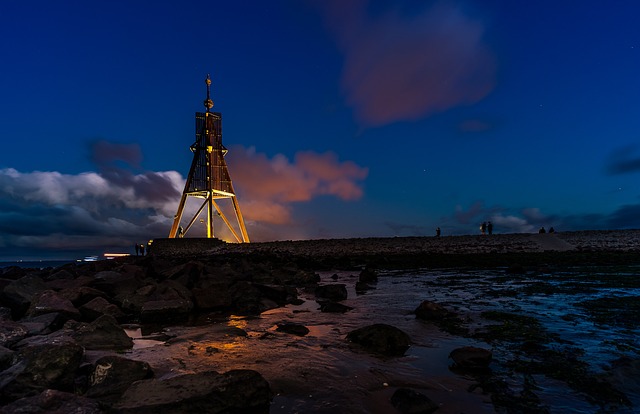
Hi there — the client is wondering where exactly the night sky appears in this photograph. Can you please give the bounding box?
[1,1,640,260]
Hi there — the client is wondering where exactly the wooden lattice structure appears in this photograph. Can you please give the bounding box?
[168,75,249,242]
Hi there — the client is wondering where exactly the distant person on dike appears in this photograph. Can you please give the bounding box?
[539,227,546,234]
[436,227,441,237]
[549,227,555,233]
[480,222,487,235]
[487,221,493,235]
[134,244,140,256]
[140,244,145,256]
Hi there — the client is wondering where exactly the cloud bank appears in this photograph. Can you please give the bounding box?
[318,0,496,126]
[0,141,368,259]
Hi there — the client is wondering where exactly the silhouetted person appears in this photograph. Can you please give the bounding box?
[539,227,546,234]
[436,227,441,237]
[134,244,140,256]
[487,221,493,235]
[140,244,145,256]
[549,227,555,233]
[480,222,487,235]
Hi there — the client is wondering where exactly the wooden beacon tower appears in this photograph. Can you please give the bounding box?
[168,75,249,242]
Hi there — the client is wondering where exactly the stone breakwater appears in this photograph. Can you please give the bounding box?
[153,229,640,258]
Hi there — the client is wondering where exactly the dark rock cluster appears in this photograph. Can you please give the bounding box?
[0,254,316,412]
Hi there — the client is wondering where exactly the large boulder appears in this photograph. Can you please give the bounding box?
[1,333,84,399]
[84,355,153,402]
[315,284,348,301]
[0,345,15,371]
[70,315,133,350]
[0,389,103,414]
[1,276,49,318]
[346,324,411,357]
[140,299,193,323]
[192,283,233,310]
[79,297,126,322]
[115,369,272,413]
[26,290,81,321]
[0,319,29,347]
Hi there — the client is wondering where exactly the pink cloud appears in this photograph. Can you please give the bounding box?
[318,0,496,126]
[227,146,368,224]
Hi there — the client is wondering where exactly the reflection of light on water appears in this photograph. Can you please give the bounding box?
[227,314,248,330]
[123,327,166,350]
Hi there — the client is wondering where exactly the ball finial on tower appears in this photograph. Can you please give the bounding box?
[204,74,214,110]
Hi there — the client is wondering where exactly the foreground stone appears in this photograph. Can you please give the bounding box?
[1,334,83,399]
[84,355,154,402]
[0,389,103,414]
[346,323,411,356]
[449,346,493,369]
[115,369,272,413]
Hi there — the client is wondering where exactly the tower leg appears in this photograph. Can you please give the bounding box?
[169,193,189,238]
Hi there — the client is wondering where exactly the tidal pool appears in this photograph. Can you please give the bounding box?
[120,266,640,413]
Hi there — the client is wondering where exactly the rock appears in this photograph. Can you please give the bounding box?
[79,297,126,322]
[0,319,28,347]
[115,369,272,413]
[355,281,374,293]
[0,345,15,371]
[58,286,107,307]
[3,333,84,398]
[140,299,193,323]
[1,275,49,318]
[0,266,26,281]
[414,301,451,320]
[20,313,68,336]
[46,269,75,280]
[358,267,378,283]
[85,355,153,402]
[315,284,348,301]
[26,290,81,321]
[192,283,233,310]
[449,346,493,369]
[89,271,142,299]
[390,388,439,414]
[70,315,133,350]
[318,301,353,313]
[255,283,298,305]
[346,324,411,356]
[276,322,309,336]
[0,389,103,414]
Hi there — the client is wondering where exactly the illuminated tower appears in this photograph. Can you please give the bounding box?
[168,75,249,242]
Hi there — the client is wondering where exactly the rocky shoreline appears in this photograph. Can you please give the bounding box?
[1,230,639,413]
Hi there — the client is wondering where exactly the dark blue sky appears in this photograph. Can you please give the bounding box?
[1,0,640,260]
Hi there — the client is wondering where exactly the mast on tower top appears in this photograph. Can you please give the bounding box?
[204,74,213,112]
